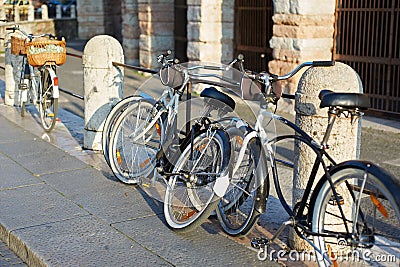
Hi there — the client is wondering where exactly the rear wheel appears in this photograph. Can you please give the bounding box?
[164,129,230,232]
[312,166,400,266]
[39,67,58,132]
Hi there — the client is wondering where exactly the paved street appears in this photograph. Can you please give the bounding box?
[0,40,399,266]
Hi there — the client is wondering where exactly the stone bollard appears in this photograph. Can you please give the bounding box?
[83,35,124,151]
[290,62,363,250]
[41,5,48,20]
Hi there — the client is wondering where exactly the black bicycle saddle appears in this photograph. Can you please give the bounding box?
[200,87,236,112]
[319,89,370,110]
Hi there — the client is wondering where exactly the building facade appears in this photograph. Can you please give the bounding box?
[76,0,400,116]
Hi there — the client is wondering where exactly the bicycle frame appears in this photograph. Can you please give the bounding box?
[229,98,360,228]
[20,58,59,108]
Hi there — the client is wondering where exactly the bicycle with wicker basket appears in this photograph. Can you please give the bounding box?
[7,24,66,132]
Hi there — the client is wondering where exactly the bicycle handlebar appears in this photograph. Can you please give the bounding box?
[244,60,335,101]
[270,60,335,82]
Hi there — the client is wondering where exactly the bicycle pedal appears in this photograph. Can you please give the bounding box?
[251,237,269,249]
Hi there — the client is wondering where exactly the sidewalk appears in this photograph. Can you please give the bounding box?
[0,95,280,265]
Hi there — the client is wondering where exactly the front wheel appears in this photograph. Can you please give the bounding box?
[102,96,148,166]
[108,97,163,184]
[216,127,267,236]
[39,67,58,132]
[312,166,400,266]
[164,129,230,232]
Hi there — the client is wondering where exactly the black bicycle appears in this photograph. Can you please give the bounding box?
[213,61,400,266]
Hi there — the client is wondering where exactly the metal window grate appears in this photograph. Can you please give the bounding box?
[234,0,273,72]
[334,0,400,116]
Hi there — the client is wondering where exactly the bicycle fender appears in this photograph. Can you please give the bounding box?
[139,92,156,102]
[21,89,28,102]
[47,67,59,99]
[252,138,269,214]
[308,160,400,222]
[212,129,231,197]
[213,173,230,197]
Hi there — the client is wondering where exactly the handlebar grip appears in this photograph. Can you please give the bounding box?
[312,61,335,67]
[6,27,15,31]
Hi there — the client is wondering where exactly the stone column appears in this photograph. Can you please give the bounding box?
[291,62,363,250]
[269,0,336,111]
[187,0,234,63]
[122,0,139,66]
[83,35,124,150]
[138,0,174,69]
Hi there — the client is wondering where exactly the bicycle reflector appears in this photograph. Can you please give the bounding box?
[53,77,59,87]
[370,194,389,218]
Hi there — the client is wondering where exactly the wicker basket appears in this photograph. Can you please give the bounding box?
[11,36,27,55]
[25,38,67,67]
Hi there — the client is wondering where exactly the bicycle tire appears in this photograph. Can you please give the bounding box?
[164,128,230,232]
[216,127,267,236]
[312,166,400,266]
[39,67,58,132]
[108,97,163,184]
[102,96,148,166]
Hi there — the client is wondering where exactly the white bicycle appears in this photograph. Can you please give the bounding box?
[7,24,65,132]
